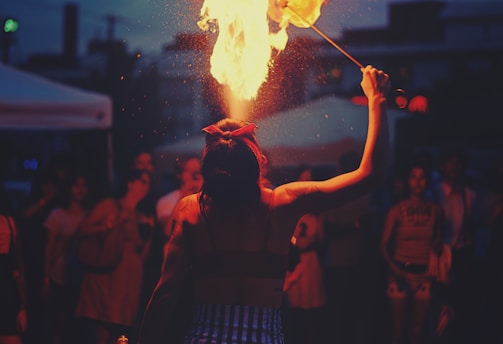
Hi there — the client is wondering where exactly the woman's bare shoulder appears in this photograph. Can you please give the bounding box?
[173,193,201,222]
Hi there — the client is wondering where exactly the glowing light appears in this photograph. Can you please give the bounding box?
[198,0,287,103]
[268,0,326,29]
[408,95,428,113]
[351,95,368,106]
[394,89,408,109]
[3,18,19,33]
[197,0,327,107]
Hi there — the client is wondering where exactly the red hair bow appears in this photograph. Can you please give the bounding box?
[202,123,257,139]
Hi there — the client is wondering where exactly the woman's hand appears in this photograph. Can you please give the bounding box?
[360,65,390,100]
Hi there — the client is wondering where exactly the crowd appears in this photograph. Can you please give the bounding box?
[1,66,502,344]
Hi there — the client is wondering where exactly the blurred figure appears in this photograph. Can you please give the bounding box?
[133,151,154,174]
[283,166,327,344]
[130,150,163,334]
[323,151,374,344]
[0,183,27,344]
[381,162,443,344]
[42,172,91,344]
[480,159,503,342]
[155,155,202,238]
[75,168,153,344]
[431,147,478,343]
[16,169,60,344]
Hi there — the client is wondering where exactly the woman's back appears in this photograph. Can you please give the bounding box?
[171,188,299,308]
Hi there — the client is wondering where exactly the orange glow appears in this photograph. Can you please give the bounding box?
[198,0,288,105]
[268,0,326,29]
[197,0,327,119]
[408,95,428,113]
[395,95,408,109]
[351,95,368,106]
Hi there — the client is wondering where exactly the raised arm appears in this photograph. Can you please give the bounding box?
[274,65,390,214]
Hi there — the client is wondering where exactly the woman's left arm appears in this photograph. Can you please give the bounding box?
[138,199,191,344]
[274,66,390,216]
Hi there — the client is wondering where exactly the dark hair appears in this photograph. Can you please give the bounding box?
[174,154,201,176]
[404,162,432,198]
[116,168,150,197]
[61,172,91,209]
[200,118,261,210]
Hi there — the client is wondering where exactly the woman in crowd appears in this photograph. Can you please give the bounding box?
[76,168,153,344]
[138,65,390,344]
[380,162,443,344]
[43,172,91,344]
[283,166,327,344]
[0,184,27,344]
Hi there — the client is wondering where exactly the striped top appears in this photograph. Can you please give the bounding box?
[184,304,285,344]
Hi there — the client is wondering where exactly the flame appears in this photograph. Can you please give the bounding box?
[198,0,326,114]
[268,0,326,29]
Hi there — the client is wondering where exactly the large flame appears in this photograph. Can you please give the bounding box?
[198,0,326,116]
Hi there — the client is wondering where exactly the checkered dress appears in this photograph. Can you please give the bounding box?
[183,304,285,344]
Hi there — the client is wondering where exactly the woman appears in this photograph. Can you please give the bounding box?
[380,163,443,344]
[139,65,390,344]
[75,168,153,344]
[42,173,91,344]
[0,185,27,344]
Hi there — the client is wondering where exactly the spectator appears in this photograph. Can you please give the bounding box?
[431,147,479,342]
[0,183,27,344]
[155,155,202,239]
[323,151,374,344]
[381,162,443,344]
[16,169,60,343]
[283,166,327,344]
[42,172,92,344]
[75,168,153,344]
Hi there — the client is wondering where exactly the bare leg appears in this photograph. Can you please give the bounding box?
[388,279,409,344]
[409,282,432,344]
[409,297,430,344]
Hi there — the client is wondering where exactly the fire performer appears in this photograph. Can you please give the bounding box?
[138,65,390,344]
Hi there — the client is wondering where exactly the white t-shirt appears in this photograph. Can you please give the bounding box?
[44,208,86,285]
[156,190,182,228]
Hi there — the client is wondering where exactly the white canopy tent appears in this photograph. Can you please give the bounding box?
[0,63,114,192]
[154,96,407,171]
[0,63,112,129]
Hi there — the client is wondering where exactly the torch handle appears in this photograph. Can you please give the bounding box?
[285,5,364,70]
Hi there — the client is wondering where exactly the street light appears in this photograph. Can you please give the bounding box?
[2,17,19,64]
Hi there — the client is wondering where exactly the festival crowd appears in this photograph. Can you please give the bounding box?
[1,68,502,344]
